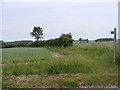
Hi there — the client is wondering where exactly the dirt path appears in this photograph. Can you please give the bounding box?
[51,52,64,58]
[0,64,6,66]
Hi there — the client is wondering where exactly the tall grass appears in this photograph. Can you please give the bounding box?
[2,42,118,88]
[2,42,118,75]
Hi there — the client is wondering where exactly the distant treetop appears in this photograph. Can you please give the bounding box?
[30,26,44,41]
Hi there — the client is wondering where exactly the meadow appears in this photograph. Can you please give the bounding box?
[2,42,118,88]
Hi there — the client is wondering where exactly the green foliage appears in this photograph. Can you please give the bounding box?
[14,42,27,47]
[2,43,16,48]
[2,43,28,48]
[0,40,4,48]
[2,42,117,75]
[2,42,118,88]
[30,33,73,47]
[2,33,73,48]
[2,41,33,48]
[59,33,73,47]
[30,26,43,41]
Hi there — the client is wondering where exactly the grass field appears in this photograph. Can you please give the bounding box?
[2,48,51,64]
[2,42,118,88]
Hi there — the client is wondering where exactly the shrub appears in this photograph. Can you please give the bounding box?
[14,42,27,47]
[30,33,73,47]
[2,42,29,48]
[59,33,73,47]
[0,40,4,48]
[2,44,15,48]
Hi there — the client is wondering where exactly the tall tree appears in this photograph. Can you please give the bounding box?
[30,26,43,41]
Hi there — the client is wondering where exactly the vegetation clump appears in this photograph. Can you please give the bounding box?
[30,26,44,41]
[30,33,73,47]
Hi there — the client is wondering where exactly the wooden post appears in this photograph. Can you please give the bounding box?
[114,28,117,63]
[111,28,117,63]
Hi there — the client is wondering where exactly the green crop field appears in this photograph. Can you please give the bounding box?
[2,48,51,64]
[2,42,118,88]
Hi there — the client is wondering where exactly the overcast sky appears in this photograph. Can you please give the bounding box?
[1,0,118,41]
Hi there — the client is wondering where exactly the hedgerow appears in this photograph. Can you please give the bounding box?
[30,33,73,47]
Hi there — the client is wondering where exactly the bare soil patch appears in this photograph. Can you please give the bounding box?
[51,52,64,58]
[0,64,6,66]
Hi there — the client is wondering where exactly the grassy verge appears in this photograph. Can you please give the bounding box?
[2,42,118,88]
[3,73,118,88]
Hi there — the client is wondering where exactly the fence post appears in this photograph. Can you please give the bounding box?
[111,28,117,63]
[114,28,117,63]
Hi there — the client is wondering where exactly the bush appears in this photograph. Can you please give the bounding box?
[14,42,27,47]
[2,44,15,48]
[30,33,73,47]
[0,40,4,48]
[2,42,29,48]
[29,41,41,47]
[59,33,73,47]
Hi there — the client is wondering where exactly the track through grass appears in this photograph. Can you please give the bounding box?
[2,42,118,88]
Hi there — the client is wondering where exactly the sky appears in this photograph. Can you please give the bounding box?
[0,0,119,41]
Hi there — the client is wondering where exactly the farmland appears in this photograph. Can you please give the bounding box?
[2,42,118,88]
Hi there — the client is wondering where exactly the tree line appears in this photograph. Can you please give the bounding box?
[1,26,73,48]
[95,38,114,42]
[1,26,114,48]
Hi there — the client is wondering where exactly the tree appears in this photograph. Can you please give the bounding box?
[79,38,82,43]
[59,32,73,47]
[30,26,43,41]
[86,39,89,43]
